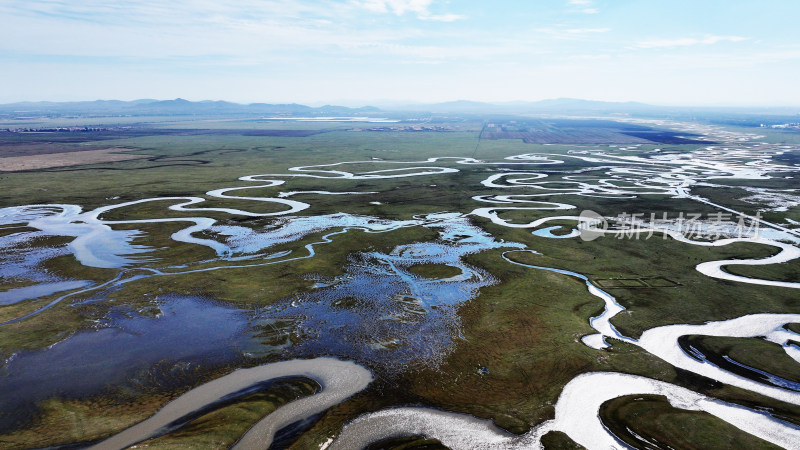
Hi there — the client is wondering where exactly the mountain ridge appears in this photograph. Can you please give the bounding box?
[0,98,797,117]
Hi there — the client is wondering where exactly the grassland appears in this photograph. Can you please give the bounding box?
[600,394,782,449]
[1,114,798,449]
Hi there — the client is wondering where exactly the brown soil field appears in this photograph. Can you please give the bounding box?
[0,147,149,171]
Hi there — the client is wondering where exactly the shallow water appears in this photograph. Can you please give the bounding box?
[0,296,254,432]
[0,214,527,433]
[249,216,524,371]
[91,357,373,450]
[0,280,91,306]
[328,371,800,450]
[1,142,799,447]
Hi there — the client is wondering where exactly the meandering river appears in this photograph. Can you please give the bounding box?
[2,137,799,448]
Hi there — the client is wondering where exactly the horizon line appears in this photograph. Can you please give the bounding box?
[1,97,800,110]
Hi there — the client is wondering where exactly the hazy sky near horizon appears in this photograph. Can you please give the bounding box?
[1,0,799,106]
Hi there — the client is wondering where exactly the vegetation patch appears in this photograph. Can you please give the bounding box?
[599,394,781,449]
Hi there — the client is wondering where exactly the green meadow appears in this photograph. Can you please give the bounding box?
[0,116,798,449]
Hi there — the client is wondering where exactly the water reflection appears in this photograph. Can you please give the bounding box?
[252,216,524,371]
[0,296,253,432]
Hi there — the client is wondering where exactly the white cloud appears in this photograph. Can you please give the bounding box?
[533,26,611,40]
[0,0,434,59]
[352,0,464,21]
[563,53,611,61]
[566,0,597,14]
[565,27,610,34]
[419,13,465,22]
[634,46,800,69]
[637,35,748,49]
[356,0,428,15]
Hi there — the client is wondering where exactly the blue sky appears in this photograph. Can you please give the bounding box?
[1,0,799,105]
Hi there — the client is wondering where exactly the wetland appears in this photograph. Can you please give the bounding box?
[0,113,799,449]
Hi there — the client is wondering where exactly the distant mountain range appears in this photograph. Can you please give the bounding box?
[0,98,797,120]
[388,98,659,114]
[387,98,800,116]
[0,98,381,117]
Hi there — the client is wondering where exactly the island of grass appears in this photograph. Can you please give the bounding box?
[406,263,463,279]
